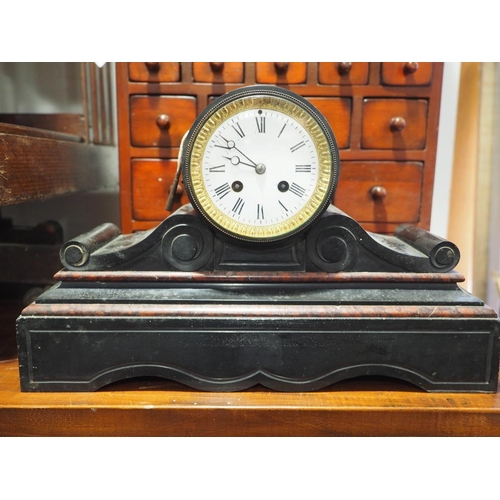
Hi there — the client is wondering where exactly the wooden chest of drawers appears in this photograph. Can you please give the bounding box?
[116,62,443,234]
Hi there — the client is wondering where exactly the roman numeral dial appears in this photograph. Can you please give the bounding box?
[202,109,321,228]
[182,86,338,242]
[256,116,265,133]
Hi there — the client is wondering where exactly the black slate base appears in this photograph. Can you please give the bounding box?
[15,272,500,393]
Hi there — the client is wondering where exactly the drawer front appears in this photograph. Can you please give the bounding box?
[130,96,197,148]
[306,97,351,149]
[193,62,244,83]
[361,98,427,150]
[256,62,307,84]
[128,62,181,82]
[132,159,190,220]
[381,62,433,86]
[334,161,423,223]
[318,63,369,85]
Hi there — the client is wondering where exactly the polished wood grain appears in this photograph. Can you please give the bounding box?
[255,62,307,84]
[131,159,190,219]
[129,96,197,148]
[318,62,369,85]
[306,97,351,149]
[381,62,433,86]
[1,358,499,436]
[128,62,180,82]
[361,98,428,150]
[115,62,444,234]
[193,62,244,83]
[334,161,423,225]
[0,301,20,361]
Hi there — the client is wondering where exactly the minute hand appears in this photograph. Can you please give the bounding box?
[232,146,258,168]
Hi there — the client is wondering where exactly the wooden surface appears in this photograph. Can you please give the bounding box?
[129,96,197,148]
[193,62,244,83]
[1,356,500,437]
[361,98,428,150]
[131,159,190,220]
[335,161,423,227]
[0,113,86,137]
[381,62,433,86]
[0,63,115,206]
[116,62,444,234]
[128,62,181,82]
[255,62,308,84]
[0,135,115,206]
[318,62,369,85]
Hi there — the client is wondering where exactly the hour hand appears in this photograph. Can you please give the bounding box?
[222,155,256,169]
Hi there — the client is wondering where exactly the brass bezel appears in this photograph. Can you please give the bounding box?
[184,89,337,242]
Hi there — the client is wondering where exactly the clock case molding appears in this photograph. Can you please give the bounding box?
[16,204,500,393]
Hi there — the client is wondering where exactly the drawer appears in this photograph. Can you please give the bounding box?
[132,159,190,220]
[193,62,244,82]
[206,95,351,149]
[130,96,197,148]
[361,98,427,150]
[334,161,423,223]
[128,62,181,82]
[306,97,351,149]
[318,63,369,85]
[381,62,433,86]
[256,62,307,84]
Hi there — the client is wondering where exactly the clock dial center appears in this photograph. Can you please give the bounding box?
[201,106,321,230]
[255,163,266,175]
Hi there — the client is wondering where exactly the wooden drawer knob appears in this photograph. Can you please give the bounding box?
[403,62,419,74]
[156,114,171,130]
[210,62,224,72]
[145,62,160,72]
[370,186,387,200]
[274,62,289,73]
[338,62,353,75]
[390,116,406,131]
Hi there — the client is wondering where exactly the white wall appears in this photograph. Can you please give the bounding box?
[430,62,461,238]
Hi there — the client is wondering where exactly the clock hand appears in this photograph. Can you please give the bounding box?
[214,135,234,150]
[222,155,266,174]
[222,155,257,169]
[219,135,265,173]
[219,135,259,167]
[232,147,258,168]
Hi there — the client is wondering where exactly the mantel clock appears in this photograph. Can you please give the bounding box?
[15,85,500,395]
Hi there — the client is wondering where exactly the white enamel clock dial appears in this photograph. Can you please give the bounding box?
[181,85,340,243]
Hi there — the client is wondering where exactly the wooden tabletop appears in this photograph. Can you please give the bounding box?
[1,357,500,436]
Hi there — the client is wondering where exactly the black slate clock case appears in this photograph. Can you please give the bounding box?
[15,86,500,393]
